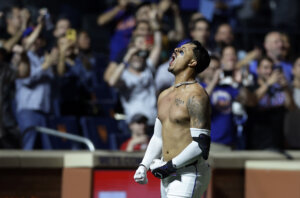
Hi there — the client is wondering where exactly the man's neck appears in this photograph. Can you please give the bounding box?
[293,78,300,88]
[267,52,281,64]
[128,67,142,76]
[174,72,195,85]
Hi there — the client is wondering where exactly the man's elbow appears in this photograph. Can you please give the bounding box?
[103,73,114,87]
[107,79,117,87]
[97,16,106,26]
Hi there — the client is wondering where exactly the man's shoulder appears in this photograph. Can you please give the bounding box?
[185,84,210,105]
[280,61,293,68]
[158,87,173,101]
[187,83,208,97]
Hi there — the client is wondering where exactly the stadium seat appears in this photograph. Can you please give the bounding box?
[117,120,131,135]
[80,117,119,150]
[94,84,118,103]
[47,116,81,150]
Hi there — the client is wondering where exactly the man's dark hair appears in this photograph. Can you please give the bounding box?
[190,40,210,74]
[4,6,21,20]
[136,2,151,12]
[257,56,274,68]
[189,18,210,32]
[55,16,71,26]
[220,45,236,57]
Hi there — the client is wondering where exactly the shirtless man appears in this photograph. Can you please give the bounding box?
[134,41,211,197]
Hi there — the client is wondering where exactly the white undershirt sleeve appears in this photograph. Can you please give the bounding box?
[172,128,210,168]
[140,118,163,170]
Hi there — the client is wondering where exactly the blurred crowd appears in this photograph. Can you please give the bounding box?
[0,0,299,151]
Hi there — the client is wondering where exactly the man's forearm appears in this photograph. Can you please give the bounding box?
[24,23,43,50]
[141,118,163,169]
[3,30,23,52]
[149,30,162,67]
[205,79,218,96]
[98,6,124,25]
[141,136,162,169]
[57,52,66,76]
[150,128,210,179]
[255,83,269,100]
[107,62,126,87]
[173,11,184,41]
[172,129,210,168]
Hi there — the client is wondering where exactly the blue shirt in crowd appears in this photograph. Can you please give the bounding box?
[15,51,53,113]
[199,0,244,21]
[108,10,135,61]
[202,83,239,145]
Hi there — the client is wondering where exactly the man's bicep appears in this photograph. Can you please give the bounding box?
[187,95,210,129]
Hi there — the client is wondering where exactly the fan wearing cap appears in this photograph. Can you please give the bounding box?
[134,41,211,198]
[120,114,149,152]
[15,9,57,149]
[106,27,162,125]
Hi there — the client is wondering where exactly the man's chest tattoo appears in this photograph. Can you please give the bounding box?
[175,98,185,106]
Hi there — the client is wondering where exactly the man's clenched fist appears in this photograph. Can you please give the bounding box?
[134,165,148,184]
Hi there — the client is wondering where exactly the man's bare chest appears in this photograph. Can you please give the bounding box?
[158,92,189,124]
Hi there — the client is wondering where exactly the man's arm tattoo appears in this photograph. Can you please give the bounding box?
[187,95,210,129]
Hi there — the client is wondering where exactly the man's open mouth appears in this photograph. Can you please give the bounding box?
[169,53,176,66]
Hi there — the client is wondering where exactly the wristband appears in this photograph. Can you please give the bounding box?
[139,163,147,170]
[122,61,129,68]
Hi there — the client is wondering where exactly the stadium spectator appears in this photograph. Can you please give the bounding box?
[0,45,29,149]
[213,23,234,56]
[15,10,57,149]
[97,0,140,62]
[53,18,71,39]
[76,30,100,87]
[120,113,149,152]
[249,31,293,82]
[190,18,211,52]
[200,54,253,150]
[105,43,161,125]
[245,57,295,150]
[157,0,184,43]
[105,9,161,125]
[220,45,241,86]
[105,20,161,125]
[103,7,153,89]
[199,56,239,151]
[55,33,97,115]
[104,29,153,91]
[0,6,30,52]
[48,17,71,49]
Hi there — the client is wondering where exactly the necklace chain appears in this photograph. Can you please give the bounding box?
[174,80,197,88]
